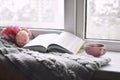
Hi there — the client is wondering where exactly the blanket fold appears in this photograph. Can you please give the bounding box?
[0,48,110,80]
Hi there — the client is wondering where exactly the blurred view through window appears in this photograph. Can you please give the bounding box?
[86,0,120,40]
[0,0,64,29]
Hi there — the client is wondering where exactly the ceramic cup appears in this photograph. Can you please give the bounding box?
[84,43,106,57]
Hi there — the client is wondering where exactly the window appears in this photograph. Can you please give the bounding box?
[0,0,64,29]
[85,0,120,41]
[0,0,76,34]
[85,0,120,51]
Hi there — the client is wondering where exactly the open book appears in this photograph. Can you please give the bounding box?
[24,31,84,54]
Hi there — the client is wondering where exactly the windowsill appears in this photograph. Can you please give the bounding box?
[80,50,120,72]
[88,51,120,80]
[98,51,120,72]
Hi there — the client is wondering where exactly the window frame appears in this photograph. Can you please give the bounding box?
[1,0,120,52]
[83,0,120,52]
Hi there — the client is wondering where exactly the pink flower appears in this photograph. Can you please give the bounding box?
[16,30,29,47]
[1,26,21,42]
[22,27,31,38]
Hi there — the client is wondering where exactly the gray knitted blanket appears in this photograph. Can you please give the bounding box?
[0,37,110,80]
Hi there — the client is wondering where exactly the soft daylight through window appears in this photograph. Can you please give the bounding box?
[85,0,120,40]
[0,0,64,29]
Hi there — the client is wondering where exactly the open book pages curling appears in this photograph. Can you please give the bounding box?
[24,31,85,54]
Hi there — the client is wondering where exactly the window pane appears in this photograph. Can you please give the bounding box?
[86,0,120,40]
[0,0,64,29]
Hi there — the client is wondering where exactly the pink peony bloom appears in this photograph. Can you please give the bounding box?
[22,27,31,38]
[16,30,29,47]
[1,26,21,42]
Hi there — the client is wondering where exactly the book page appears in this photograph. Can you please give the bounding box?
[24,33,59,48]
[49,32,84,54]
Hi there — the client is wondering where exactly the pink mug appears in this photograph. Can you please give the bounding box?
[84,43,106,57]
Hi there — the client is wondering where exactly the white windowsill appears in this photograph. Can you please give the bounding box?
[80,50,120,73]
